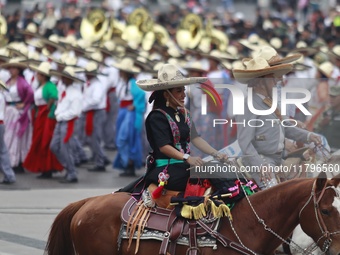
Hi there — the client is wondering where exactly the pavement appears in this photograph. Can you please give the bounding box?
[0,147,143,255]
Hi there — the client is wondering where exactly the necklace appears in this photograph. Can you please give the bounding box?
[175,111,180,122]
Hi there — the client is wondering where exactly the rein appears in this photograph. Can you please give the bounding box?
[299,180,340,254]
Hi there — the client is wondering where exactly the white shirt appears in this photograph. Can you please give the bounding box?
[55,84,82,122]
[34,86,47,106]
[116,79,133,101]
[5,83,21,102]
[24,69,39,91]
[82,77,107,112]
[0,91,5,120]
[102,57,119,89]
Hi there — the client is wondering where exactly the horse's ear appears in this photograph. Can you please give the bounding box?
[330,173,340,188]
[315,171,328,192]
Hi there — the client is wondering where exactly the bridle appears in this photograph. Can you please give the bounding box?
[299,180,340,253]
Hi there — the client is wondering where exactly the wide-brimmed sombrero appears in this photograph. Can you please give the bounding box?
[50,66,84,83]
[1,57,28,69]
[328,45,340,60]
[94,41,116,56]
[19,23,41,38]
[112,57,141,74]
[29,62,52,77]
[19,51,42,65]
[184,61,207,73]
[244,46,302,66]
[291,41,318,56]
[0,48,10,62]
[316,61,334,78]
[41,35,65,51]
[77,61,104,76]
[0,80,8,91]
[7,42,29,57]
[232,57,293,84]
[136,63,207,91]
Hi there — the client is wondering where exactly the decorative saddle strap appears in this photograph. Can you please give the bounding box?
[196,219,259,255]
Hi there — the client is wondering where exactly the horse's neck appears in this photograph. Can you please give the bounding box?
[222,178,313,254]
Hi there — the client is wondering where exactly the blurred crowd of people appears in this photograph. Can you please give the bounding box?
[0,0,339,186]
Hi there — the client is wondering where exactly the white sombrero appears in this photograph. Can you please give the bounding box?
[50,66,84,83]
[244,46,302,66]
[29,62,52,77]
[112,57,141,74]
[1,57,28,69]
[291,41,318,56]
[316,61,334,79]
[136,63,207,91]
[328,45,340,60]
[41,35,65,51]
[232,57,293,84]
[184,61,207,73]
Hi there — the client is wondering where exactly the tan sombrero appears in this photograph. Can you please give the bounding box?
[50,66,84,83]
[69,39,92,54]
[316,61,334,78]
[29,62,52,77]
[26,39,44,50]
[0,80,8,91]
[238,34,268,51]
[0,48,10,62]
[7,42,29,57]
[1,57,28,69]
[19,23,40,37]
[244,46,302,66]
[291,41,318,56]
[41,35,65,51]
[94,41,116,56]
[136,63,207,91]
[232,57,293,84]
[184,61,207,73]
[19,51,42,65]
[328,45,340,60]
[77,61,104,76]
[112,57,141,74]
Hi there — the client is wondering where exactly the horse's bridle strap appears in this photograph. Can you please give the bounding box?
[197,219,260,255]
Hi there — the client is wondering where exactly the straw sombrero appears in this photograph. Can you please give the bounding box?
[41,35,65,51]
[1,57,28,69]
[50,66,84,83]
[328,45,340,59]
[94,41,116,56]
[112,57,141,74]
[232,57,293,84]
[19,23,40,37]
[244,46,302,66]
[77,61,104,76]
[291,41,318,56]
[0,48,10,62]
[69,39,92,54]
[316,61,334,79]
[7,42,29,57]
[184,61,207,73]
[29,62,52,77]
[0,80,8,91]
[19,51,42,65]
[136,63,207,91]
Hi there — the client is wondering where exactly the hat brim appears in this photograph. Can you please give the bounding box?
[184,67,207,73]
[136,77,207,91]
[233,64,293,84]
[50,70,85,83]
[19,30,42,38]
[0,81,8,91]
[41,39,65,51]
[291,47,318,56]
[1,62,27,69]
[29,65,50,77]
[112,63,140,74]
[243,53,302,67]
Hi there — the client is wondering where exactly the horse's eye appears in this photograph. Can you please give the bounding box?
[321,209,330,216]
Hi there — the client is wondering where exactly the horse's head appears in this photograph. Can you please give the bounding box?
[299,172,340,255]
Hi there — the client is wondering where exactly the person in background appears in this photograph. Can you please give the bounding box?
[0,80,16,184]
[113,58,145,177]
[50,66,83,183]
[1,58,34,174]
[23,62,63,178]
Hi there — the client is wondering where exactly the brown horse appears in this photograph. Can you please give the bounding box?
[46,172,340,255]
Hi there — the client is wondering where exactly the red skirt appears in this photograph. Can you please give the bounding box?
[23,105,63,173]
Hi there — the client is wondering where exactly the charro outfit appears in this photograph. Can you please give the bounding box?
[145,106,199,191]
[235,93,311,188]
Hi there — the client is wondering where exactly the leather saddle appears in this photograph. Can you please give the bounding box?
[121,197,219,255]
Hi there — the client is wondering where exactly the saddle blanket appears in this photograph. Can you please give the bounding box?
[119,224,217,248]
